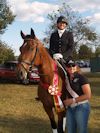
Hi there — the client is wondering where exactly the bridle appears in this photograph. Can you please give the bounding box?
[19,38,48,77]
[19,40,39,73]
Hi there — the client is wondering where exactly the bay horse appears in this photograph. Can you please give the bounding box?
[17,28,66,133]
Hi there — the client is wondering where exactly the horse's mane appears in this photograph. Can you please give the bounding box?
[35,37,52,61]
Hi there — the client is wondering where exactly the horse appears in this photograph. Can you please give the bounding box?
[17,28,66,133]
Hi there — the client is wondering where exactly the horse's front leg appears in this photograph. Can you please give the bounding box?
[43,104,58,133]
[58,111,66,133]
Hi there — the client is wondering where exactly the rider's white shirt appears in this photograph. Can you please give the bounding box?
[58,29,66,38]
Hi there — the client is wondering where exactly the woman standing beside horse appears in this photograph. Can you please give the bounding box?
[63,59,91,133]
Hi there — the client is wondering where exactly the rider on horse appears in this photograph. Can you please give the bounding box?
[49,15,74,65]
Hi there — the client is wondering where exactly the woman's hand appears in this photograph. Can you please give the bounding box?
[63,98,73,106]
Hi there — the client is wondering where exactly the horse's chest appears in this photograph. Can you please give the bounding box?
[38,85,54,106]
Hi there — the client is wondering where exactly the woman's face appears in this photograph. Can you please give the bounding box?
[57,22,67,30]
[66,65,77,74]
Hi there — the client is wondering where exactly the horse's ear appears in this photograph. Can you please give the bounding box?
[31,28,35,38]
[20,31,25,39]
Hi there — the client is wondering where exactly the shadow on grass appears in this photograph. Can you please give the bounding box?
[0,116,99,133]
[0,80,18,84]
[91,105,100,110]
[88,128,100,133]
[0,80,38,86]
[0,116,51,133]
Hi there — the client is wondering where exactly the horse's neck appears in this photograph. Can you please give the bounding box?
[38,49,54,84]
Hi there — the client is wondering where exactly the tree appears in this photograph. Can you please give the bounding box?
[0,0,15,34]
[78,45,93,59]
[73,49,78,60]
[95,45,100,57]
[44,3,98,50]
[0,41,15,64]
[0,0,15,63]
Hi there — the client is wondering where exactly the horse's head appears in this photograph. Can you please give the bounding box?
[17,28,42,81]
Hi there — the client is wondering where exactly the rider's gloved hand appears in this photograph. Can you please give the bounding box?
[53,53,63,60]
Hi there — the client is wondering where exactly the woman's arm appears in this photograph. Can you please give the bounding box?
[63,83,91,106]
[75,84,91,103]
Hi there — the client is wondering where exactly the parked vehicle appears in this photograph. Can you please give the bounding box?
[26,67,40,84]
[75,60,90,68]
[0,61,40,84]
[0,61,18,81]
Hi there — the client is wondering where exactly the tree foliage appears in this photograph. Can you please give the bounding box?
[0,41,15,64]
[95,46,100,57]
[0,0,15,63]
[78,45,93,59]
[45,3,98,50]
[0,0,15,34]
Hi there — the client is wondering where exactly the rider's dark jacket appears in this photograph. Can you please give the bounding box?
[49,30,74,61]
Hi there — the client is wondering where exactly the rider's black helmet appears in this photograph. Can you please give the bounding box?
[57,16,68,24]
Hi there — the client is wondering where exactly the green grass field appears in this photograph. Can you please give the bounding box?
[0,72,100,133]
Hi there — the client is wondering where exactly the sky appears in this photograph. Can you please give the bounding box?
[1,0,100,56]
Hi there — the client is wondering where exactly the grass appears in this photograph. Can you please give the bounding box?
[0,84,52,133]
[0,72,100,133]
[85,73,100,133]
